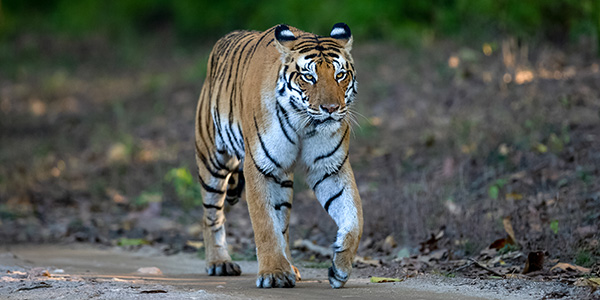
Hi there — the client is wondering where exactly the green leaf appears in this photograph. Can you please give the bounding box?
[550,220,559,234]
[370,276,403,283]
[488,185,499,200]
[117,238,149,246]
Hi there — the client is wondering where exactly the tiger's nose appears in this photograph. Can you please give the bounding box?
[320,104,340,113]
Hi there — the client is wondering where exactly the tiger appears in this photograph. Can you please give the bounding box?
[194,23,363,289]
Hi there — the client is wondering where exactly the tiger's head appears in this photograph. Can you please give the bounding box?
[273,23,357,132]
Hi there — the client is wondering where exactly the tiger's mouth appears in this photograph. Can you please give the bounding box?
[312,116,336,125]
[307,112,346,129]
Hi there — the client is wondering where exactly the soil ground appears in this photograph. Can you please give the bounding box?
[1,32,599,299]
[0,244,594,300]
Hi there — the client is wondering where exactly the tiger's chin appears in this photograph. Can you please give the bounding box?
[311,117,343,133]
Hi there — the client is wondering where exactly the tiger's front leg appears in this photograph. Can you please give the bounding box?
[309,160,363,289]
[244,156,297,288]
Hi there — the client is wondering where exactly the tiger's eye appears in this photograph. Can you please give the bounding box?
[336,72,346,80]
[303,74,314,81]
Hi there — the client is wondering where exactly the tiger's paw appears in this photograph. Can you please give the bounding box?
[328,263,349,289]
[206,261,242,276]
[256,271,296,288]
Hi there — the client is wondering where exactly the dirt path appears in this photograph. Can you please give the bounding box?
[0,244,587,299]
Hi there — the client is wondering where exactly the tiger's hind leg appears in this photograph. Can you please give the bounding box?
[225,170,245,206]
[196,150,241,276]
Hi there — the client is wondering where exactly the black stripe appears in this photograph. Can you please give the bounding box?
[276,102,296,145]
[313,152,349,190]
[213,109,227,154]
[225,125,243,159]
[198,175,225,194]
[205,215,217,227]
[247,150,293,189]
[304,53,318,59]
[324,188,344,212]
[203,203,223,210]
[266,38,275,46]
[254,116,282,169]
[282,224,289,235]
[277,102,296,132]
[247,27,275,64]
[305,129,317,138]
[289,99,303,113]
[236,124,246,152]
[314,126,348,163]
[198,128,229,172]
[195,143,228,179]
[329,261,349,281]
[291,40,316,50]
[229,38,253,121]
[274,202,292,210]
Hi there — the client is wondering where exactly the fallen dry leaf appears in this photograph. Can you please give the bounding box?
[185,240,204,249]
[550,263,590,274]
[574,278,600,288]
[503,217,517,244]
[419,227,445,254]
[354,256,382,267]
[418,249,448,263]
[383,235,397,251]
[505,274,528,279]
[370,276,404,283]
[489,238,513,250]
[490,217,519,250]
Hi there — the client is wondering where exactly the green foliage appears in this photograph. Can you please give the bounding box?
[117,237,150,246]
[576,166,594,186]
[165,167,202,210]
[550,220,559,234]
[488,178,507,200]
[134,190,162,207]
[230,249,257,261]
[197,247,205,260]
[1,0,597,44]
[575,249,597,268]
[488,185,499,200]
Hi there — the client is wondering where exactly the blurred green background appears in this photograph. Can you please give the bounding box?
[1,0,598,45]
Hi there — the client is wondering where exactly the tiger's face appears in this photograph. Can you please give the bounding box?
[274,24,357,131]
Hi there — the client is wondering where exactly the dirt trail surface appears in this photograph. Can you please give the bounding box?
[0,244,590,300]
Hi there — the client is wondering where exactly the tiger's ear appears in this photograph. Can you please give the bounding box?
[274,24,297,55]
[330,23,353,52]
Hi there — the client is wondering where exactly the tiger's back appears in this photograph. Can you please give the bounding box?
[195,24,363,289]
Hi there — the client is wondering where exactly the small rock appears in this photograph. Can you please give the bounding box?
[136,267,163,275]
[396,247,411,259]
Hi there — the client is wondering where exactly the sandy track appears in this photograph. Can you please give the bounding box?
[0,244,591,300]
